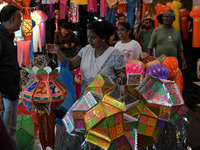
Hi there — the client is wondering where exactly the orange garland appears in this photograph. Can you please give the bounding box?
[180,8,189,40]
[190,6,200,48]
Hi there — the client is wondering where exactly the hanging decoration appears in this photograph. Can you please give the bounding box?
[73,0,87,5]
[84,74,115,96]
[84,94,126,149]
[55,9,60,32]
[100,0,107,17]
[190,6,200,48]
[70,1,79,23]
[87,0,97,12]
[134,3,140,34]
[154,3,161,27]
[171,1,182,31]
[117,0,126,13]
[164,2,171,11]
[107,0,117,8]
[157,54,184,93]
[179,8,189,40]
[16,113,35,150]
[20,66,67,149]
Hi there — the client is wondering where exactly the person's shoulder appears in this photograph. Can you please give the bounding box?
[154,26,163,32]
[130,40,140,45]
[172,27,180,33]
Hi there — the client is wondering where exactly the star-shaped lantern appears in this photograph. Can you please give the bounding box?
[84,74,114,96]
[84,94,126,149]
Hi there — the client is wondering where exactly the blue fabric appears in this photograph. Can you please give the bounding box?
[57,58,76,110]
[105,7,117,27]
[29,36,34,59]
[127,0,138,29]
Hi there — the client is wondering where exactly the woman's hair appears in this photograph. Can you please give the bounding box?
[87,20,115,44]
[60,21,70,30]
[157,14,163,24]
[118,22,131,31]
[0,5,20,23]
[117,13,125,20]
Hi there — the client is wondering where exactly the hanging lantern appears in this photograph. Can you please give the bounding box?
[179,8,189,40]
[190,6,200,48]
[16,114,35,150]
[23,0,31,15]
[154,3,161,27]
[70,1,79,23]
[171,1,182,31]
[145,60,170,80]
[159,5,166,14]
[107,0,117,8]
[157,54,184,93]
[164,2,172,11]
[55,9,60,32]
[20,66,67,149]
[117,4,126,13]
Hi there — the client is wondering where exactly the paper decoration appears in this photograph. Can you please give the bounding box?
[17,113,34,150]
[21,14,33,37]
[63,91,98,134]
[107,0,117,8]
[190,6,200,48]
[180,8,189,40]
[171,1,182,31]
[145,60,170,80]
[20,66,67,112]
[157,54,184,93]
[170,105,188,125]
[84,94,125,149]
[126,60,146,77]
[73,110,86,130]
[138,128,159,149]
[84,74,114,95]
[108,129,137,150]
[70,1,79,23]
[119,92,138,105]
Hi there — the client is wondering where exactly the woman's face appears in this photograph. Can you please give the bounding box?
[87,29,104,48]
[117,25,130,40]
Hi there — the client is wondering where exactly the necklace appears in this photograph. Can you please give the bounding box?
[95,45,109,58]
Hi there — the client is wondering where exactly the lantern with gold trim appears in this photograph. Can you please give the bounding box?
[84,74,114,96]
[157,54,184,93]
[190,6,200,48]
[84,94,126,150]
[20,66,67,149]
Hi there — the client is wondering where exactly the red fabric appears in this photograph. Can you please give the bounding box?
[37,111,55,150]
[180,9,189,40]
[73,67,82,99]
[17,40,31,67]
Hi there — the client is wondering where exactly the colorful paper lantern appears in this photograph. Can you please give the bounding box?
[155,3,161,27]
[20,66,67,149]
[190,6,200,48]
[126,60,146,77]
[62,91,99,134]
[157,54,184,93]
[21,66,67,111]
[70,1,79,23]
[180,8,189,40]
[16,114,34,150]
[84,94,126,149]
[84,74,114,96]
[107,0,117,8]
[171,1,182,31]
[164,2,172,11]
[145,60,170,80]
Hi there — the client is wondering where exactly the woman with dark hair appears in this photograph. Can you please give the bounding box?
[47,20,126,98]
[54,21,79,58]
[115,22,142,62]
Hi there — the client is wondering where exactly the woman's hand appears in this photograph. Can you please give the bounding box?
[64,44,70,48]
[138,52,150,61]
[46,44,60,54]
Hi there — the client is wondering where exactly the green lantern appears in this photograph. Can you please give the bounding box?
[17,113,34,150]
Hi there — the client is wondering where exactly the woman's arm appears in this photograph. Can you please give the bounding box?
[46,44,81,71]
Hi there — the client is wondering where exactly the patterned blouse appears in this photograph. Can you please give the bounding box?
[78,45,126,98]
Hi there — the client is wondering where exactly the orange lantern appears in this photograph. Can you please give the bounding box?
[171,1,182,31]
[117,4,126,13]
[157,54,184,93]
[164,2,172,11]
[159,5,166,14]
[190,6,200,48]
[179,8,189,40]
[155,3,161,27]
